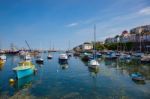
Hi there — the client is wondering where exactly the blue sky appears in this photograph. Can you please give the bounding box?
[0,0,150,50]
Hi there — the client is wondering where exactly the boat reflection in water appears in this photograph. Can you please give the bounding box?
[88,66,99,77]
[59,63,69,70]
[104,59,117,68]
[0,63,4,71]
[88,66,99,94]
[132,77,146,85]
[14,75,33,90]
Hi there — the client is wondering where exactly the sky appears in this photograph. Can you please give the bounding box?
[0,0,150,50]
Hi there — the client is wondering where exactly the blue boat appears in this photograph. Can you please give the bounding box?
[13,61,35,79]
[131,72,145,81]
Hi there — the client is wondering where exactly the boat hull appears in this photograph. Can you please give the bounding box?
[131,73,145,81]
[47,56,52,59]
[14,68,34,79]
[36,60,44,64]
[59,59,68,64]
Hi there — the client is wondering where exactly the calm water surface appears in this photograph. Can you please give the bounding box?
[0,52,150,99]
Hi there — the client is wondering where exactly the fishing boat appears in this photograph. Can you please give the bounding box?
[47,54,53,59]
[13,61,35,79]
[59,53,68,64]
[89,25,99,68]
[36,56,44,64]
[131,72,145,81]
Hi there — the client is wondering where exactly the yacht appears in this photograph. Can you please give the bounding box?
[89,25,99,68]
[59,53,68,64]
[47,54,53,59]
[36,56,44,64]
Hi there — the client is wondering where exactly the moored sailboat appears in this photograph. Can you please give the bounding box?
[89,25,99,68]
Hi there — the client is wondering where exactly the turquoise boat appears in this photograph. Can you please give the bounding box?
[13,61,35,79]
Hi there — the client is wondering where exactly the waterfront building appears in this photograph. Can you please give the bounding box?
[120,30,131,43]
[130,25,150,34]
[105,37,116,44]
[82,42,93,51]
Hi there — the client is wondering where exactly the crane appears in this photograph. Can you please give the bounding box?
[25,40,31,52]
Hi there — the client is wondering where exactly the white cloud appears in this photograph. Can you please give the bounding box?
[73,6,150,42]
[139,7,150,15]
[66,22,78,27]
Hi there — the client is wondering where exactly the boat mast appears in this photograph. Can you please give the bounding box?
[49,41,51,51]
[94,24,96,59]
[67,40,70,51]
[139,28,142,52]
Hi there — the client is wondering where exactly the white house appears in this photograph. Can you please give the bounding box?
[82,42,93,50]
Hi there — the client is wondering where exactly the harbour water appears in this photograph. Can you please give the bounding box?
[0,52,150,99]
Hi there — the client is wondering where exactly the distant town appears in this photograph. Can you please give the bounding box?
[73,24,150,53]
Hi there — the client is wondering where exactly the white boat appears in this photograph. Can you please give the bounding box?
[59,54,68,64]
[47,54,53,59]
[141,54,150,63]
[59,54,68,60]
[89,60,99,67]
[89,25,99,68]
[0,55,6,60]
[36,56,44,64]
